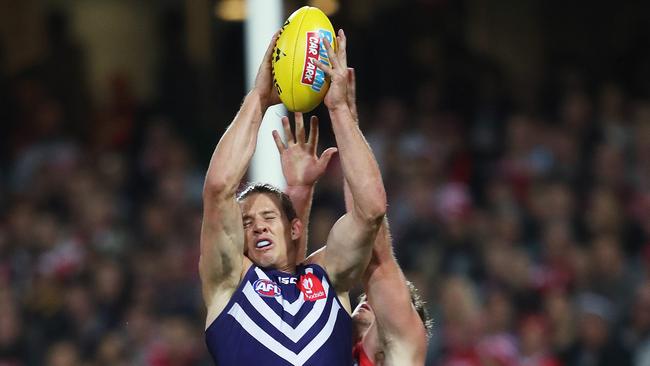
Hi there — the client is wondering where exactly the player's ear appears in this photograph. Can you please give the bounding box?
[290,218,303,240]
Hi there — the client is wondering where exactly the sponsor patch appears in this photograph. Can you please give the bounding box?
[298,273,326,301]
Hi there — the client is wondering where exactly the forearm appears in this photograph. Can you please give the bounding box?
[343,178,353,212]
[319,128,384,288]
[204,90,266,196]
[200,90,265,302]
[346,178,392,260]
[285,184,315,261]
[329,106,386,221]
[321,117,385,288]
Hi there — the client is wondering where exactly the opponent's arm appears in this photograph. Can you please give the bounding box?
[316,30,387,292]
[343,181,427,363]
[341,68,427,361]
[200,33,280,320]
[273,113,337,262]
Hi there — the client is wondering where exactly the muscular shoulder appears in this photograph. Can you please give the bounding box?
[204,256,254,329]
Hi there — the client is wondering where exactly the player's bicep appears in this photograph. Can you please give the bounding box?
[321,212,376,291]
[199,195,245,298]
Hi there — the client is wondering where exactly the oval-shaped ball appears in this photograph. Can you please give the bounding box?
[272,6,336,113]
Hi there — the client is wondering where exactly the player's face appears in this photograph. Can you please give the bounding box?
[240,193,296,270]
[352,299,376,338]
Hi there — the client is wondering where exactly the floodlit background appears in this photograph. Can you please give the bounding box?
[1,0,650,365]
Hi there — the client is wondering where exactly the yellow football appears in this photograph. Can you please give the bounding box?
[272,6,336,113]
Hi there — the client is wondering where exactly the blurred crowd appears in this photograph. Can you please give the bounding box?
[2,2,650,366]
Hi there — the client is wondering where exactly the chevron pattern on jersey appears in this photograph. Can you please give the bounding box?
[206,264,352,366]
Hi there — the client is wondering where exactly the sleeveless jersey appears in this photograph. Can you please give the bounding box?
[352,341,374,366]
[206,264,353,365]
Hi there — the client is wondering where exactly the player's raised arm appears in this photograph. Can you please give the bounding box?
[341,71,429,363]
[199,33,280,324]
[346,190,428,363]
[300,67,359,266]
[273,113,337,262]
[363,225,429,364]
[315,30,387,292]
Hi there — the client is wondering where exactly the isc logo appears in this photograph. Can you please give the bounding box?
[253,279,282,298]
[278,277,297,285]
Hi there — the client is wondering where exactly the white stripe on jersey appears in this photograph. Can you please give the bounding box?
[227,299,341,366]
[241,279,330,342]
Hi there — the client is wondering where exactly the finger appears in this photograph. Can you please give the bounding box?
[346,68,358,121]
[308,116,319,154]
[263,31,281,62]
[316,59,334,76]
[281,116,294,143]
[255,31,281,89]
[317,147,338,171]
[337,29,347,69]
[272,130,286,152]
[336,36,345,70]
[322,37,341,70]
[294,112,306,143]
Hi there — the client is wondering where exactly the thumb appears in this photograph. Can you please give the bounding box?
[317,147,338,170]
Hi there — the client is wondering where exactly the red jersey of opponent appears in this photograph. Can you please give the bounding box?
[352,341,374,366]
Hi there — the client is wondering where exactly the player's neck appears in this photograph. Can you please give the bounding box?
[361,323,383,363]
[280,249,299,274]
[266,250,298,274]
[275,262,297,274]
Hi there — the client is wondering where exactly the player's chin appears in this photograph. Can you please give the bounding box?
[352,313,373,330]
[251,251,277,268]
[352,308,371,321]
[353,302,371,316]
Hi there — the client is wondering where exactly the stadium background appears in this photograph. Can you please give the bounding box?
[1,0,650,365]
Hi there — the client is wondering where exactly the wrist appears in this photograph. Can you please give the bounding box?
[285,184,315,191]
[248,88,270,111]
[327,101,350,113]
[328,103,354,122]
[285,184,315,197]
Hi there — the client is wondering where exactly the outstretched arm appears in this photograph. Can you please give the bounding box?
[316,30,387,292]
[200,33,280,325]
[341,69,427,361]
[273,113,337,262]
[303,67,359,266]
[344,180,427,361]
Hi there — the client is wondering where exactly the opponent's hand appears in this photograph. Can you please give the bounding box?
[317,29,349,111]
[272,113,337,187]
[253,31,282,109]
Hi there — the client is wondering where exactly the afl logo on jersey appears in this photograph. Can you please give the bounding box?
[253,279,282,298]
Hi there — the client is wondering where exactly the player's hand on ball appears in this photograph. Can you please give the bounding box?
[272,113,337,187]
[317,29,349,111]
[254,31,282,109]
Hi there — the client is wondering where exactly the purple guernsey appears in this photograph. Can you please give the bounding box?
[205,263,353,365]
